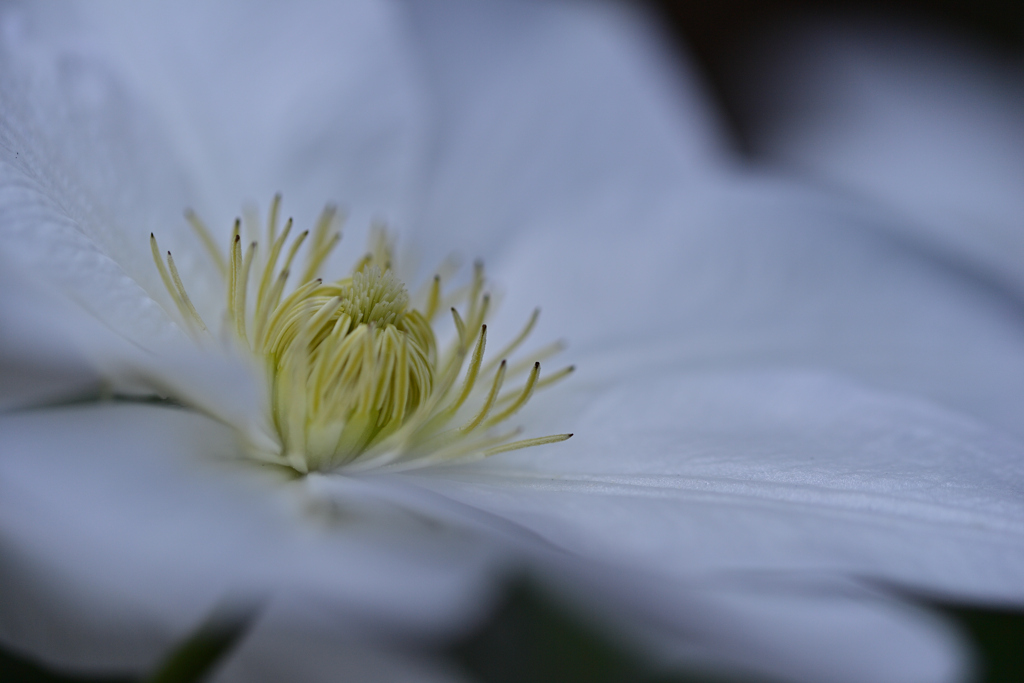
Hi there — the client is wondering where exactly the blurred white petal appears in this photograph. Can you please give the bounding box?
[0,254,101,409]
[0,404,507,673]
[740,19,1024,294]
[0,2,199,345]
[404,0,730,258]
[65,0,429,233]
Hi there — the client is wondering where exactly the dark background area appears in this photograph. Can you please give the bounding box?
[646,0,1024,156]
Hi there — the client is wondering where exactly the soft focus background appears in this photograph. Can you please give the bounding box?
[651,0,1023,155]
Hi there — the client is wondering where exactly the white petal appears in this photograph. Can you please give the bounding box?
[3,1,431,345]
[676,580,966,683]
[69,0,429,234]
[488,178,1024,440]
[0,404,507,673]
[403,0,730,259]
[0,3,200,346]
[0,248,248,421]
[0,254,100,409]
[391,369,1024,679]
[741,20,1024,294]
[407,370,1024,602]
[501,549,967,683]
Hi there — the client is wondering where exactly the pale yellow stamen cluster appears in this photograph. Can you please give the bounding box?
[151,195,572,473]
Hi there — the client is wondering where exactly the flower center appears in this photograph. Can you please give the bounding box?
[266,265,435,470]
[150,195,572,473]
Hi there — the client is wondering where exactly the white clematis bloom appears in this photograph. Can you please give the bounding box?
[2,1,1024,682]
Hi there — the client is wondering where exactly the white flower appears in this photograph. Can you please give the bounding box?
[2,2,1023,682]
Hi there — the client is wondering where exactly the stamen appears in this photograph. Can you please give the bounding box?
[281,230,310,280]
[462,360,506,433]
[483,308,540,374]
[484,433,573,457]
[505,341,565,378]
[185,209,227,275]
[467,294,490,344]
[254,268,289,348]
[446,325,487,417]
[300,205,340,283]
[425,275,441,321]
[161,246,208,335]
[495,364,575,408]
[152,196,571,473]
[451,307,467,348]
[284,321,311,472]
[267,193,282,246]
[534,364,575,391]
[465,260,485,326]
[253,218,291,328]
[484,361,540,428]
[150,233,190,325]
[227,223,241,331]
[387,427,524,471]
[234,241,257,346]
